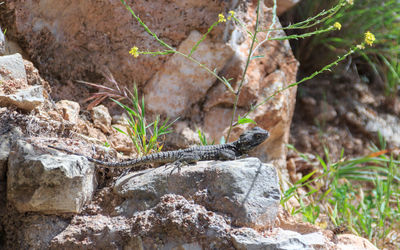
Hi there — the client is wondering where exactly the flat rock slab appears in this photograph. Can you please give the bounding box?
[232,228,328,250]
[114,157,280,228]
[0,53,45,111]
[7,139,96,214]
[0,85,45,111]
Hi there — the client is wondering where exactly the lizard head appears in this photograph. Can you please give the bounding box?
[235,127,269,153]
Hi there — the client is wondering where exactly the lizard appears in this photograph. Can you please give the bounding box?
[48,126,269,169]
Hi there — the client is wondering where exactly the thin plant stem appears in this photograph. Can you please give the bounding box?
[226,0,263,141]
[250,0,278,59]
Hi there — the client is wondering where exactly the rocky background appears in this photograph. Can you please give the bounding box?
[0,0,380,249]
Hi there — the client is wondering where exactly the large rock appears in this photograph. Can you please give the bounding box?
[50,214,134,249]
[7,139,96,214]
[114,157,280,228]
[336,234,378,250]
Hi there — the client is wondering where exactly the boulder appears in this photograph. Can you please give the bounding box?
[114,157,280,228]
[3,214,69,250]
[231,227,331,250]
[7,140,96,214]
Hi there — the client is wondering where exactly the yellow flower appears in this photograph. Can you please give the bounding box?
[228,10,235,20]
[333,22,341,30]
[364,31,375,46]
[346,0,354,5]
[129,46,139,57]
[218,13,226,23]
[316,221,328,229]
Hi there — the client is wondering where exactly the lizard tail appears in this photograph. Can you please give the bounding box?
[47,145,124,167]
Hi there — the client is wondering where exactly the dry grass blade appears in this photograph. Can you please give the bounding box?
[77,68,133,110]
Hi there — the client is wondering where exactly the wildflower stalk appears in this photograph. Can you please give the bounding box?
[121,0,173,50]
[230,16,257,42]
[263,0,346,32]
[250,0,278,60]
[225,0,264,141]
[269,25,339,41]
[189,21,220,57]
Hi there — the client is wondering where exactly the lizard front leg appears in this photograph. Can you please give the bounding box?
[218,149,239,160]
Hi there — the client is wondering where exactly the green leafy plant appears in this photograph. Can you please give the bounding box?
[197,129,210,146]
[112,85,178,156]
[282,144,400,248]
[380,55,400,97]
[79,70,177,156]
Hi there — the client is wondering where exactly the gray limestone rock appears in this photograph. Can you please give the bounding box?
[231,227,329,250]
[0,85,45,111]
[345,101,400,147]
[0,53,45,111]
[7,139,96,214]
[0,127,23,181]
[0,53,26,83]
[114,157,280,228]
